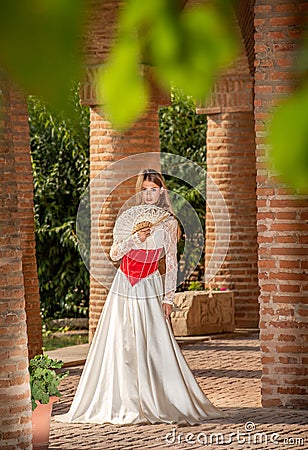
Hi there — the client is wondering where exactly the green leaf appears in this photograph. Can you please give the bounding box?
[268,83,308,194]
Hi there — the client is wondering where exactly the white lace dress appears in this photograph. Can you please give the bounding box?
[55,216,225,425]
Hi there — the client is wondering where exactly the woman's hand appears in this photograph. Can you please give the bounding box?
[162,303,173,318]
[137,227,151,242]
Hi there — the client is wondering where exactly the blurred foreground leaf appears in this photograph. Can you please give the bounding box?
[98,0,238,128]
[268,83,308,194]
[97,35,149,129]
[0,0,86,114]
[149,5,238,98]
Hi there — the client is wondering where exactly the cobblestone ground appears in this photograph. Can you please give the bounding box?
[50,333,308,450]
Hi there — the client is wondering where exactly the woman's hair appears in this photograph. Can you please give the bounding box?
[135,168,182,242]
[135,169,174,214]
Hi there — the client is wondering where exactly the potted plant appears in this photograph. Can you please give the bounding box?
[29,354,68,450]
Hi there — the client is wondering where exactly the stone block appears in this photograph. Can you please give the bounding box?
[170,290,235,336]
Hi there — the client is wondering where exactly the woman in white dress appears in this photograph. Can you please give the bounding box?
[56,169,225,425]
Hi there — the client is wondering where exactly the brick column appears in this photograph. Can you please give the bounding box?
[9,89,43,359]
[0,74,32,449]
[255,1,308,408]
[206,112,259,328]
[198,53,259,328]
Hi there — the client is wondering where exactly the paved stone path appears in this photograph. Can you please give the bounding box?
[50,332,308,449]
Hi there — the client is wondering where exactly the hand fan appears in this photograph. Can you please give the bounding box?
[113,204,171,242]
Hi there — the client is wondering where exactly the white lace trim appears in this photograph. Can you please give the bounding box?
[109,233,142,261]
[162,217,178,304]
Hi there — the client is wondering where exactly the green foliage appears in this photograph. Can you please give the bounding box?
[159,88,207,226]
[268,82,308,194]
[159,88,207,163]
[159,88,207,282]
[29,354,68,411]
[28,85,90,321]
[0,0,85,114]
[43,332,88,351]
[187,281,204,291]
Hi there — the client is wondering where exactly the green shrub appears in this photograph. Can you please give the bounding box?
[159,88,207,285]
[187,281,204,291]
[28,85,90,321]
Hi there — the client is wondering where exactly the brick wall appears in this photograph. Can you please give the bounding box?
[0,73,32,449]
[197,41,259,328]
[9,89,42,359]
[254,0,308,408]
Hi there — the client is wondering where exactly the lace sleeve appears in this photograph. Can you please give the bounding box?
[110,233,142,261]
[163,218,178,305]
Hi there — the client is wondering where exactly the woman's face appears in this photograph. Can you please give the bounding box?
[142,179,161,205]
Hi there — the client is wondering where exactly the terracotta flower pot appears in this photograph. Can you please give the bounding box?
[32,396,59,450]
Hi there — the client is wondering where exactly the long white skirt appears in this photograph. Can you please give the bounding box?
[55,269,225,425]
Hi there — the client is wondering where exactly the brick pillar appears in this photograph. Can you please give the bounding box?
[255,1,308,408]
[0,74,32,449]
[9,89,43,359]
[198,52,259,328]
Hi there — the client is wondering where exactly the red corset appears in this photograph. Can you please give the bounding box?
[120,248,162,286]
